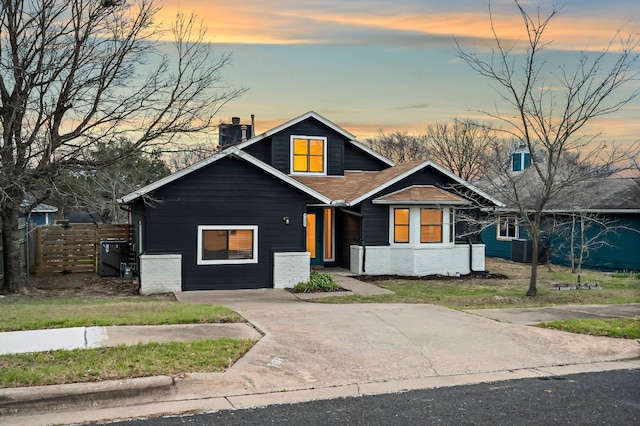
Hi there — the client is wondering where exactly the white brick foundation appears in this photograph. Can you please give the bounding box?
[273,252,310,288]
[139,254,182,295]
[350,244,485,277]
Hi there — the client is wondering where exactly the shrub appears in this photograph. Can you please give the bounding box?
[292,270,340,293]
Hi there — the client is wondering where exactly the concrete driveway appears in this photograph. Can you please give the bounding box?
[174,290,639,398]
[6,288,639,425]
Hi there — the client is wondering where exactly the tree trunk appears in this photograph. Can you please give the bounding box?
[526,218,541,297]
[1,207,29,294]
[526,237,539,297]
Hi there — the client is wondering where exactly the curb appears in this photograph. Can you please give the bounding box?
[0,376,175,416]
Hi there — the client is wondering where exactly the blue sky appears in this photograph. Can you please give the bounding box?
[158,0,640,145]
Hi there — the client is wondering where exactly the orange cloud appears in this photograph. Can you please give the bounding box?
[154,2,637,50]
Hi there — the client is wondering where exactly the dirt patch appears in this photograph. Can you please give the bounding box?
[26,273,144,298]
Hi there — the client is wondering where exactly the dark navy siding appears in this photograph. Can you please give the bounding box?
[344,142,390,171]
[267,117,346,175]
[140,156,308,290]
[242,137,272,164]
[359,166,462,246]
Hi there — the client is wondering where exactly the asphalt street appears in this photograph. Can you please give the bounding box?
[102,369,640,426]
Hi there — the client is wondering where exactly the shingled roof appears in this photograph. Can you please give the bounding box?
[373,185,469,205]
[476,170,640,212]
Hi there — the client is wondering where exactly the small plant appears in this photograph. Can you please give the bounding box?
[292,270,340,293]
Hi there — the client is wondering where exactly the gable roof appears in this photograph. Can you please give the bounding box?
[293,160,503,207]
[372,185,470,205]
[235,111,395,167]
[118,112,502,209]
[118,147,333,205]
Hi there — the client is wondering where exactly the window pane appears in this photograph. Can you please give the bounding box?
[293,155,308,172]
[421,225,442,243]
[228,230,253,259]
[309,155,324,172]
[202,230,228,260]
[394,208,410,243]
[306,213,317,258]
[291,137,325,174]
[499,216,517,238]
[394,208,409,225]
[202,229,254,260]
[293,138,308,154]
[394,225,409,243]
[309,139,324,155]
[421,209,442,225]
[420,209,442,243]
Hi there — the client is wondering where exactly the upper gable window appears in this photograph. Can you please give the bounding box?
[291,136,327,175]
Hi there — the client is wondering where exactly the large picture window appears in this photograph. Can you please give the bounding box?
[420,209,443,243]
[497,215,518,240]
[197,225,258,265]
[390,206,453,245]
[291,136,326,174]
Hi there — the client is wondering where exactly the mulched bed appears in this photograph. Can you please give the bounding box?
[356,271,509,282]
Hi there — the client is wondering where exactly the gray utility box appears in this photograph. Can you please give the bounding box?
[99,241,129,276]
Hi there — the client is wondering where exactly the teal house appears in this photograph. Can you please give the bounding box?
[481,176,640,272]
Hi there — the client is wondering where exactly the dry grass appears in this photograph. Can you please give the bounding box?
[319,259,640,309]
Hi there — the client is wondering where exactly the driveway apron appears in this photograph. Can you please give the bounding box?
[175,290,639,397]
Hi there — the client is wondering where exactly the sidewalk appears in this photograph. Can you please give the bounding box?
[2,273,639,425]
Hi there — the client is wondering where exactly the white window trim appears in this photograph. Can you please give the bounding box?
[389,206,452,247]
[197,225,258,265]
[290,135,328,176]
[496,215,519,241]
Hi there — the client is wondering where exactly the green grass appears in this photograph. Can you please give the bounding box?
[0,338,255,388]
[0,297,243,332]
[314,277,639,309]
[538,317,640,339]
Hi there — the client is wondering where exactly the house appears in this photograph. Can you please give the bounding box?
[118,112,502,294]
[20,196,58,226]
[479,164,640,271]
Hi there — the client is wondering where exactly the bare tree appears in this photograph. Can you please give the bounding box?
[546,212,621,275]
[365,130,427,164]
[0,0,245,293]
[52,139,171,223]
[424,119,499,181]
[456,1,639,296]
[163,142,222,171]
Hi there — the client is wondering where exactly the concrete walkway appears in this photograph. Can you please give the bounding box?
[2,273,639,425]
[465,303,640,325]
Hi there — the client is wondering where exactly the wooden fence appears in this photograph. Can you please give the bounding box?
[34,224,133,275]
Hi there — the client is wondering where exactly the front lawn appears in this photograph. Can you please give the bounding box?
[317,259,640,309]
[0,338,254,388]
[0,297,243,332]
[0,295,253,388]
[538,317,640,339]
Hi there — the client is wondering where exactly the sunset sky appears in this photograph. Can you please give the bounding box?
[157,0,639,145]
